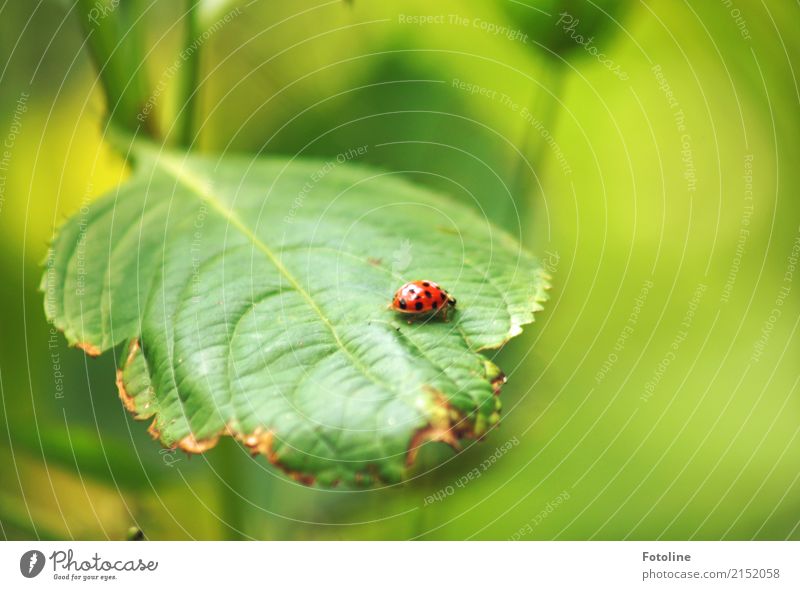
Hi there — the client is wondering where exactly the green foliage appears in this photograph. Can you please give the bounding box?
[42,143,549,486]
[2,0,797,540]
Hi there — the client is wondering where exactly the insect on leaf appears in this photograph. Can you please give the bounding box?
[42,144,550,486]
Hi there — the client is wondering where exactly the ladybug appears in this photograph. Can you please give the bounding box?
[391,280,457,321]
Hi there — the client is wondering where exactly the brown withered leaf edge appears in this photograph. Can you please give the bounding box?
[115,338,499,487]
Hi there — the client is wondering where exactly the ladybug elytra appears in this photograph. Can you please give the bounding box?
[391,280,456,321]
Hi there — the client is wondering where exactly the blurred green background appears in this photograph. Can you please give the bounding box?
[1,0,798,540]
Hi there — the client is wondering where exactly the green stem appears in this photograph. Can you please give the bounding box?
[508,63,568,230]
[175,0,202,148]
[76,0,151,136]
[216,439,247,540]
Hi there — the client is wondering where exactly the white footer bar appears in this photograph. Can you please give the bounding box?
[1,541,797,589]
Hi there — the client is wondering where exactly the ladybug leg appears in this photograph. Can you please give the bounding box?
[441,305,449,322]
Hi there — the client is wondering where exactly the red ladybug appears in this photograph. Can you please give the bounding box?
[391,280,457,321]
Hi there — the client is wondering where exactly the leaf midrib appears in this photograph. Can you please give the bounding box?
[155,154,411,403]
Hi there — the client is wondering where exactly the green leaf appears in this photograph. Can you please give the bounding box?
[42,144,549,486]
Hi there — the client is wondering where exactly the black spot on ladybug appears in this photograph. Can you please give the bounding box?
[440,293,446,302]
[399,299,407,310]
[424,290,432,298]
[432,301,438,309]
[415,301,424,311]
[422,281,430,287]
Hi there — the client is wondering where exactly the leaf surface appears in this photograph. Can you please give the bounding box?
[43,146,549,486]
